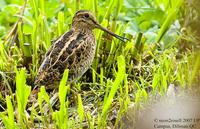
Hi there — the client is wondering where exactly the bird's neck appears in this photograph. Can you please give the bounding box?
[72,25,93,34]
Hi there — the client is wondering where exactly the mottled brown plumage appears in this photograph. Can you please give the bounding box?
[34,10,127,89]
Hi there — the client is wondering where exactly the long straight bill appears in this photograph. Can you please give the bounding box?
[96,24,129,42]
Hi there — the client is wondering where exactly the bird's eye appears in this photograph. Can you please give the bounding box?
[84,13,89,18]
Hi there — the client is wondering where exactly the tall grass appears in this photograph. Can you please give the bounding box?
[53,69,69,129]
[0,96,18,129]
[153,0,183,50]
[99,55,125,128]
[15,68,31,128]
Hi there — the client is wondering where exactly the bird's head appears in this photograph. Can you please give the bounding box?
[72,10,128,42]
[72,10,97,29]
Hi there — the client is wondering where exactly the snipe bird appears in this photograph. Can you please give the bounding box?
[34,10,127,89]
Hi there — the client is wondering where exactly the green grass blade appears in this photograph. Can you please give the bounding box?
[153,0,183,50]
[15,68,31,127]
[100,55,126,127]
[53,69,69,129]
[77,94,84,129]
[58,11,65,36]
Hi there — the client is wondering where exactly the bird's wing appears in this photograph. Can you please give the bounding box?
[45,29,74,57]
[48,30,85,69]
[35,29,86,86]
[37,29,74,73]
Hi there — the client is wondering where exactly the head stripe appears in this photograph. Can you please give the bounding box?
[75,10,89,15]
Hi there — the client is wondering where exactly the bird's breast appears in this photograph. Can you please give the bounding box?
[67,34,96,82]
